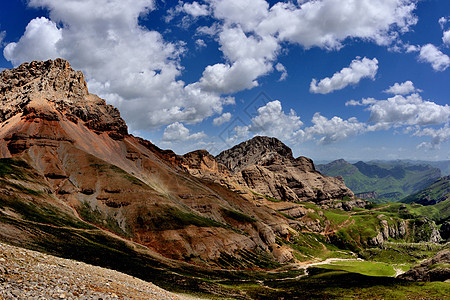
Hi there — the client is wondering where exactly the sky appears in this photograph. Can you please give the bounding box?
[0,0,450,162]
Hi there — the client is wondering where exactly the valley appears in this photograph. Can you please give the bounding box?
[0,59,448,299]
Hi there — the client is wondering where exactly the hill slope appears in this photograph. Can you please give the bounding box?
[402,175,450,206]
[317,159,441,202]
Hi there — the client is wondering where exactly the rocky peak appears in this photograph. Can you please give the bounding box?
[216,136,294,173]
[0,59,127,137]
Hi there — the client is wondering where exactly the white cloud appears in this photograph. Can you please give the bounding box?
[3,17,62,66]
[418,44,450,71]
[195,39,206,48]
[415,125,450,149]
[0,31,5,46]
[367,94,450,126]
[443,30,450,46]
[405,44,419,53]
[196,23,220,36]
[248,100,303,139]
[162,122,206,142]
[181,1,209,17]
[227,100,304,143]
[199,0,416,96]
[3,0,420,136]
[198,25,279,94]
[345,98,378,106]
[305,113,366,144]
[383,80,421,95]
[439,17,449,30]
[213,112,232,126]
[211,0,269,32]
[275,62,287,81]
[310,57,378,94]
[257,0,418,49]
[4,0,234,131]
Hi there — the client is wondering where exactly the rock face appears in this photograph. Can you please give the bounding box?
[216,136,354,202]
[0,59,127,139]
[398,249,450,282]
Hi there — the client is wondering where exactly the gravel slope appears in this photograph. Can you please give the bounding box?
[0,242,197,299]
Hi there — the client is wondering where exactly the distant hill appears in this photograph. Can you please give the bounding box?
[402,176,450,206]
[317,160,442,202]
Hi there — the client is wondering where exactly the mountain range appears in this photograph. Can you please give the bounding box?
[317,159,443,202]
[0,59,448,299]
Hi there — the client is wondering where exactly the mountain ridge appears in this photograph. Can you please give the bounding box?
[0,59,447,298]
[317,158,442,202]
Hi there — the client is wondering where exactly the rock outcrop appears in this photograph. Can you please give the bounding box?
[368,216,441,246]
[216,136,354,203]
[0,59,127,140]
[398,249,450,282]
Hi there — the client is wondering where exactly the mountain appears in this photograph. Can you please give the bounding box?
[0,59,448,298]
[215,136,354,203]
[0,59,290,266]
[317,159,442,202]
[402,175,450,206]
[0,59,358,268]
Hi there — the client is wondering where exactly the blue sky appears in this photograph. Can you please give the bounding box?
[1,0,450,161]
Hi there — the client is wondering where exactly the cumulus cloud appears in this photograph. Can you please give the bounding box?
[345,98,378,106]
[405,44,420,53]
[162,122,206,142]
[195,39,206,48]
[195,0,417,96]
[213,112,232,126]
[418,44,450,71]
[443,30,450,46]
[4,0,420,135]
[181,1,209,17]
[415,125,450,149]
[305,113,366,144]
[3,0,234,131]
[257,0,418,49]
[227,100,304,143]
[275,63,287,81]
[198,25,279,94]
[3,17,62,66]
[383,80,421,95]
[367,94,450,126]
[310,57,378,94]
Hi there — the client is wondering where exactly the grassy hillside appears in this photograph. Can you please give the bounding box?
[317,160,442,202]
[1,157,448,299]
[402,176,450,206]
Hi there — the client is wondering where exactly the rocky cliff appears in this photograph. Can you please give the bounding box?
[215,136,354,203]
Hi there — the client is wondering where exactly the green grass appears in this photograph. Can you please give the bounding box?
[0,195,93,229]
[221,208,256,223]
[0,158,31,179]
[264,195,282,202]
[77,202,131,237]
[137,206,224,231]
[318,260,396,277]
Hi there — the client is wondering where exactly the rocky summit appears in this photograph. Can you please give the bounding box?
[215,136,354,202]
